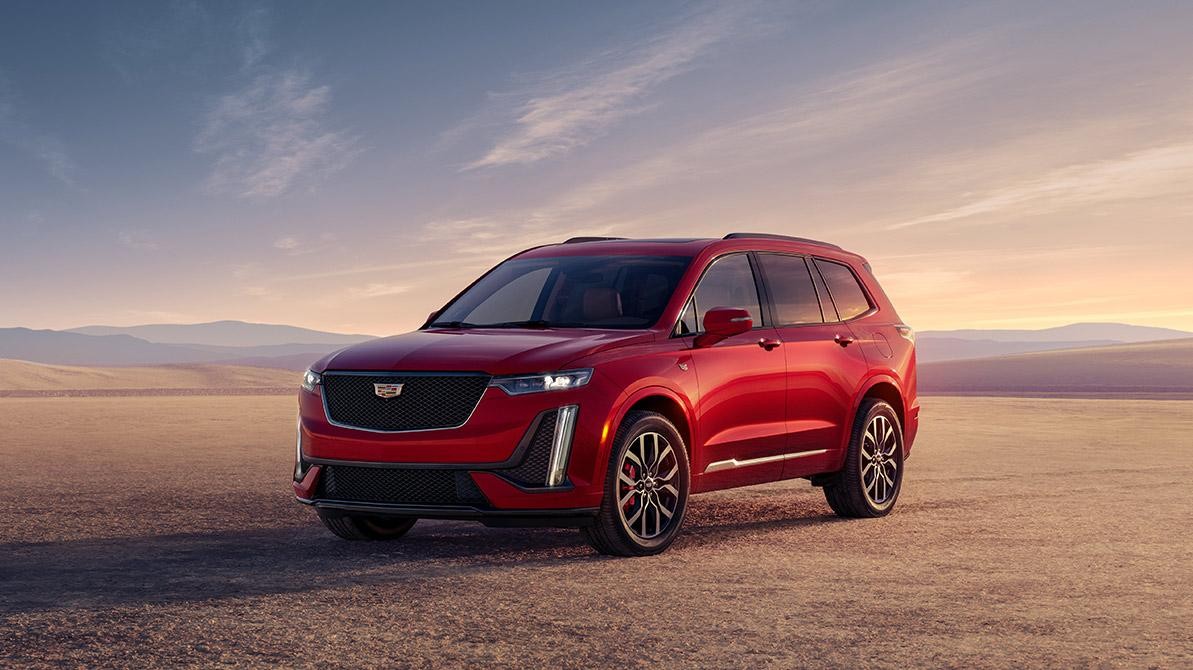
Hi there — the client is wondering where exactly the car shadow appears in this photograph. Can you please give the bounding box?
[1,491,842,614]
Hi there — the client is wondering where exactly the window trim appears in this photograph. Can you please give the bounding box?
[670,251,769,338]
[810,256,878,323]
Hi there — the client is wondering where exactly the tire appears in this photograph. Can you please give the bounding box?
[317,510,417,541]
[823,399,904,518]
[582,411,690,557]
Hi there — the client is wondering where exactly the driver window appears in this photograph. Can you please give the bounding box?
[691,254,763,331]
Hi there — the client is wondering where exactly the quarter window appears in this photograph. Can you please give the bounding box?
[676,297,698,335]
[757,254,823,325]
[690,254,764,331]
[814,259,872,320]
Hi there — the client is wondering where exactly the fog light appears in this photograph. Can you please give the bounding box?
[546,405,578,487]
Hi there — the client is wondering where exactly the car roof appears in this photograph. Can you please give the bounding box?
[515,233,866,264]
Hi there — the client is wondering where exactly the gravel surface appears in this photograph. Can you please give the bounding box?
[2,396,1191,668]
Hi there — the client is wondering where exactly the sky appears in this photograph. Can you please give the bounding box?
[2,0,1192,336]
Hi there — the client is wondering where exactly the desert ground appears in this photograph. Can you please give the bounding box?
[2,394,1192,668]
[0,359,297,396]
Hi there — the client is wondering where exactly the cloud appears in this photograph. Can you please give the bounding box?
[0,71,77,185]
[101,2,272,83]
[118,230,159,250]
[887,140,1193,230]
[237,4,271,70]
[272,233,337,255]
[196,70,360,198]
[414,42,995,266]
[349,283,412,299]
[464,3,758,170]
[431,41,996,253]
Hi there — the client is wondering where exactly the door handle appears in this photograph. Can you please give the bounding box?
[834,334,855,347]
[758,338,782,351]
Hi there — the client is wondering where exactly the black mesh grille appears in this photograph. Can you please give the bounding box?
[496,410,557,487]
[322,373,490,432]
[317,465,487,506]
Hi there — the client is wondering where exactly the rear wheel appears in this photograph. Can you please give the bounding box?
[582,411,690,556]
[824,399,904,518]
[317,511,417,541]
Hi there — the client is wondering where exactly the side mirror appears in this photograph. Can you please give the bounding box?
[694,307,752,348]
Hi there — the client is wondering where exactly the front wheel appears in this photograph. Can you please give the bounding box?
[317,510,417,541]
[582,411,690,556]
[823,399,904,518]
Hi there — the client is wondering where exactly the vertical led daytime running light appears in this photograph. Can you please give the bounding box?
[546,405,578,487]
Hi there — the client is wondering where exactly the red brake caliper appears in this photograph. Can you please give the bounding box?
[622,464,637,510]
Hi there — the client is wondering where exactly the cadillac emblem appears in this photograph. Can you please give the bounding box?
[373,383,404,399]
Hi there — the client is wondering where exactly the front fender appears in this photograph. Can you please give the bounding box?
[597,382,696,473]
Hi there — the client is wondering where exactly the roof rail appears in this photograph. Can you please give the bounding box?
[722,232,842,250]
[562,236,627,244]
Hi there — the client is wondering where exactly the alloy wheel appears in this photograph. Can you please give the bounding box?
[617,431,681,540]
[860,414,899,508]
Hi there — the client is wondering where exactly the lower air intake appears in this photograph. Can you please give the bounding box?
[318,465,488,506]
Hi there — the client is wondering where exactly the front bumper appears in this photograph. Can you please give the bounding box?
[295,374,622,514]
[295,465,599,527]
[306,496,598,528]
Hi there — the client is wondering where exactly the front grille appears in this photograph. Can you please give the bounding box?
[322,372,490,432]
[496,410,557,487]
[318,465,488,506]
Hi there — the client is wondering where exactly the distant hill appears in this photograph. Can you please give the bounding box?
[0,359,297,395]
[0,328,222,366]
[918,338,1193,396]
[914,337,1120,363]
[1,322,367,367]
[213,352,334,371]
[67,320,372,347]
[916,322,1193,362]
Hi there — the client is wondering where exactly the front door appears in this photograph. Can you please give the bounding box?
[681,253,788,489]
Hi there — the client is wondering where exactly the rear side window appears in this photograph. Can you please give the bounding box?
[757,254,823,325]
[814,259,873,320]
[690,253,764,330]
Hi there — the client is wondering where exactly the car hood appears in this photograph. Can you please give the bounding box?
[315,328,654,375]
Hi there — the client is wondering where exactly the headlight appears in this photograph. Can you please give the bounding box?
[489,369,593,395]
[301,369,322,392]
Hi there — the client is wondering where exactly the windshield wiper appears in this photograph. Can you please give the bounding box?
[482,320,580,329]
[427,320,482,329]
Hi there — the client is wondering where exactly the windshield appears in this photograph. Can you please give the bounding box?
[430,255,692,329]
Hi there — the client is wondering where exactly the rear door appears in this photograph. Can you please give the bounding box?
[679,253,788,487]
[754,253,871,477]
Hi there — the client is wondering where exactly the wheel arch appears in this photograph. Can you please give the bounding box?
[858,378,906,431]
[605,386,694,459]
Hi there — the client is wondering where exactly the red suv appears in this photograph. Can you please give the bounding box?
[294,233,918,555]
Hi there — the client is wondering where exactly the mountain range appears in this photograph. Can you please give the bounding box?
[66,320,371,347]
[0,321,374,369]
[914,322,1193,363]
[917,338,1193,396]
[1,320,1190,369]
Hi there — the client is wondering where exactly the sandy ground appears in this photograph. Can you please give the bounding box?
[0,359,298,396]
[2,395,1191,668]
